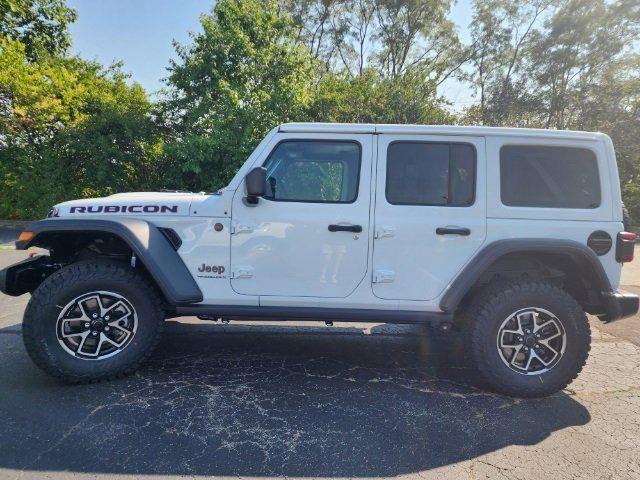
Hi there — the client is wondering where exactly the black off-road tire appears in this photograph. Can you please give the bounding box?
[22,261,164,383]
[463,281,591,398]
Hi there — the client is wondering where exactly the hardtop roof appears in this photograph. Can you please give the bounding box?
[278,122,604,141]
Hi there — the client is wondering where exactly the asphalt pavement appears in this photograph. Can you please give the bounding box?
[1,248,640,479]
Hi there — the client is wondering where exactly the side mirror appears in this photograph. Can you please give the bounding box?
[244,167,267,205]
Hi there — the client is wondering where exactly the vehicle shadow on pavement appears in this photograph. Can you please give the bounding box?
[0,322,590,477]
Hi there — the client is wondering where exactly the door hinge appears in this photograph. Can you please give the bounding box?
[372,269,395,283]
[374,226,395,239]
[231,224,255,235]
[231,267,254,279]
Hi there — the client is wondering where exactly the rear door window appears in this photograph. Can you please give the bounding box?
[500,145,600,209]
[385,142,476,206]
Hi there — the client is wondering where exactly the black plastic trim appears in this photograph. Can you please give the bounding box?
[175,305,453,325]
[436,227,471,236]
[0,255,58,296]
[328,224,362,233]
[158,227,183,250]
[0,264,7,295]
[599,291,639,323]
[439,238,614,313]
[15,218,203,305]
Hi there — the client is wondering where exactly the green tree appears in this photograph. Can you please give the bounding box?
[161,0,316,192]
[310,67,453,124]
[0,37,162,219]
[0,0,76,60]
[528,0,640,129]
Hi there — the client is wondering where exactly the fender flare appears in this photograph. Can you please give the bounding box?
[439,238,613,312]
[16,218,203,305]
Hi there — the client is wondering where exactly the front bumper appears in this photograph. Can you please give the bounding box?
[599,291,639,323]
[0,255,57,296]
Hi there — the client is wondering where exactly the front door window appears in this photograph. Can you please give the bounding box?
[263,140,361,203]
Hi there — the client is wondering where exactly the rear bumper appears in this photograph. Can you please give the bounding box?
[599,291,639,323]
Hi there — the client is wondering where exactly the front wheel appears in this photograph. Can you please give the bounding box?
[464,282,590,397]
[23,261,165,383]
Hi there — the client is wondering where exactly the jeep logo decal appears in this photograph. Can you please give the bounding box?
[197,264,226,278]
[69,205,179,214]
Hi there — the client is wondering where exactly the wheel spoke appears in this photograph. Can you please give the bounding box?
[75,300,92,322]
[509,345,523,367]
[500,331,520,348]
[534,319,554,333]
[104,300,129,319]
[530,348,551,367]
[83,334,107,357]
[541,330,561,342]
[76,331,90,354]
[523,348,535,370]
[60,318,89,338]
[110,324,132,337]
[538,339,559,358]
[515,313,530,334]
[502,328,521,335]
[79,295,102,318]
[101,332,124,348]
[96,295,108,317]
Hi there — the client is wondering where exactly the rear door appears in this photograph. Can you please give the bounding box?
[372,134,487,301]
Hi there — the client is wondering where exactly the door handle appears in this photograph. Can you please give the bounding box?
[436,227,471,236]
[328,224,362,233]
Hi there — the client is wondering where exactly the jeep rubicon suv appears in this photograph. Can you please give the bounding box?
[1,123,637,397]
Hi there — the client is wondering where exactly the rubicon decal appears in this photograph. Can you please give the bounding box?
[69,205,179,214]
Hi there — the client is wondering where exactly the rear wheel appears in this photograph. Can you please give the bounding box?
[464,282,590,397]
[23,261,164,383]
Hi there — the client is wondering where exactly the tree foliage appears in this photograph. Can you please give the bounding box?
[160,0,316,191]
[0,35,162,218]
[311,67,453,124]
[1,0,639,222]
[464,0,640,219]
[0,0,76,60]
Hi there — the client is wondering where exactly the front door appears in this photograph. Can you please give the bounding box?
[372,134,487,301]
[230,134,373,298]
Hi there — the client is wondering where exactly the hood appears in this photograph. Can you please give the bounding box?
[52,191,208,218]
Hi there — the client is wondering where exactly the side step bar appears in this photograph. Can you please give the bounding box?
[174,305,453,326]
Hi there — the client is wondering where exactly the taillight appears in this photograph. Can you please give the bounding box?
[616,232,638,263]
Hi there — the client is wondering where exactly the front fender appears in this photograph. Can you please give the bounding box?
[15,218,203,305]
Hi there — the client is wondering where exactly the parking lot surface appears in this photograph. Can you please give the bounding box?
[1,248,640,479]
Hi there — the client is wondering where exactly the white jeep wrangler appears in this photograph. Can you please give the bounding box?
[1,123,637,397]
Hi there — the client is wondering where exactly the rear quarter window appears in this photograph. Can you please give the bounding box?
[500,145,601,209]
